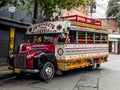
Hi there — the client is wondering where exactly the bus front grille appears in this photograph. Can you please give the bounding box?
[14,54,26,68]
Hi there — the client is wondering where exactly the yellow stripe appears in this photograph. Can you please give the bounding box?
[9,28,15,54]
[58,57,107,71]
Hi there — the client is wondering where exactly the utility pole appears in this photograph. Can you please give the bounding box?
[33,0,38,24]
[90,4,93,18]
[90,2,96,18]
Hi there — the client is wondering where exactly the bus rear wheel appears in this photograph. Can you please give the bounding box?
[88,60,97,71]
[39,62,55,81]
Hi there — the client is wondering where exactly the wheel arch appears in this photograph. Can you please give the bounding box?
[34,52,58,70]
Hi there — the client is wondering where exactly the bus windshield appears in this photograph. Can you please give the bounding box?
[25,34,56,44]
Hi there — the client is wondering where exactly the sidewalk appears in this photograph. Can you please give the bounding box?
[0,65,13,79]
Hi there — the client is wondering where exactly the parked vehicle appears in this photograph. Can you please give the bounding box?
[8,15,109,81]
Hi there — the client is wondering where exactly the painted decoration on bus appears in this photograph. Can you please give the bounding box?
[55,44,109,62]
[26,21,70,34]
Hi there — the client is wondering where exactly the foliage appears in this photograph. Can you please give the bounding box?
[0,0,6,7]
[106,0,120,26]
[0,0,94,20]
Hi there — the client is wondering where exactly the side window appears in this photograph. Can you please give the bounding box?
[69,31,76,44]
[58,33,66,44]
[95,34,101,43]
[37,36,42,43]
[78,31,86,44]
[87,33,94,43]
[102,34,108,43]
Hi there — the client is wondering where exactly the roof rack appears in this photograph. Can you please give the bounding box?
[61,15,102,31]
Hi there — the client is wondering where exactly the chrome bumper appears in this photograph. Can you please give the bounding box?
[8,66,39,73]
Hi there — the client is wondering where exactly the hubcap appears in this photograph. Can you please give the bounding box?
[45,67,53,78]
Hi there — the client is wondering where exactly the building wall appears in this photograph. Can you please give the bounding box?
[0,23,26,65]
[0,24,10,65]
[101,19,118,33]
[0,6,32,23]
[109,34,120,54]
[62,7,88,17]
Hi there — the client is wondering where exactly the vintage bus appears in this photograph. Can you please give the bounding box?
[8,15,109,81]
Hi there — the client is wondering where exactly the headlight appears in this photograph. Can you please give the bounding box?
[9,54,14,59]
[26,54,31,60]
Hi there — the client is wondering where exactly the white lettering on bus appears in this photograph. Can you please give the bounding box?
[37,22,55,29]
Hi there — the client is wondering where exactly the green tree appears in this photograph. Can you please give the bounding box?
[0,0,94,23]
[106,0,120,26]
[0,0,7,7]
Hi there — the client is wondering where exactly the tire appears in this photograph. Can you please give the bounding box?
[97,64,100,68]
[88,60,97,71]
[39,62,55,81]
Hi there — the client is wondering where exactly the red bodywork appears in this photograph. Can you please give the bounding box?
[23,43,55,68]
[9,43,55,69]
[9,35,59,69]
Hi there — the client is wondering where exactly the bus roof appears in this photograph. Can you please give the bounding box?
[68,27,108,34]
[26,15,108,35]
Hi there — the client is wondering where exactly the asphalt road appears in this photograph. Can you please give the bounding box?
[0,54,120,90]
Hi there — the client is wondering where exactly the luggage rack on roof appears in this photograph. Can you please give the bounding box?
[61,15,102,31]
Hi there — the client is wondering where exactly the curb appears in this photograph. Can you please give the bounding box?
[0,65,14,80]
[0,73,14,80]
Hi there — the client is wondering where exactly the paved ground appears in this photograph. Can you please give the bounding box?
[0,54,120,90]
[98,54,120,90]
[0,66,12,79]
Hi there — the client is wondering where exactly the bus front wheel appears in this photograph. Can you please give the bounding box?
[39,62,55,81]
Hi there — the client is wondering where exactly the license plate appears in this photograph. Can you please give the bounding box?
[14,68,20,73]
